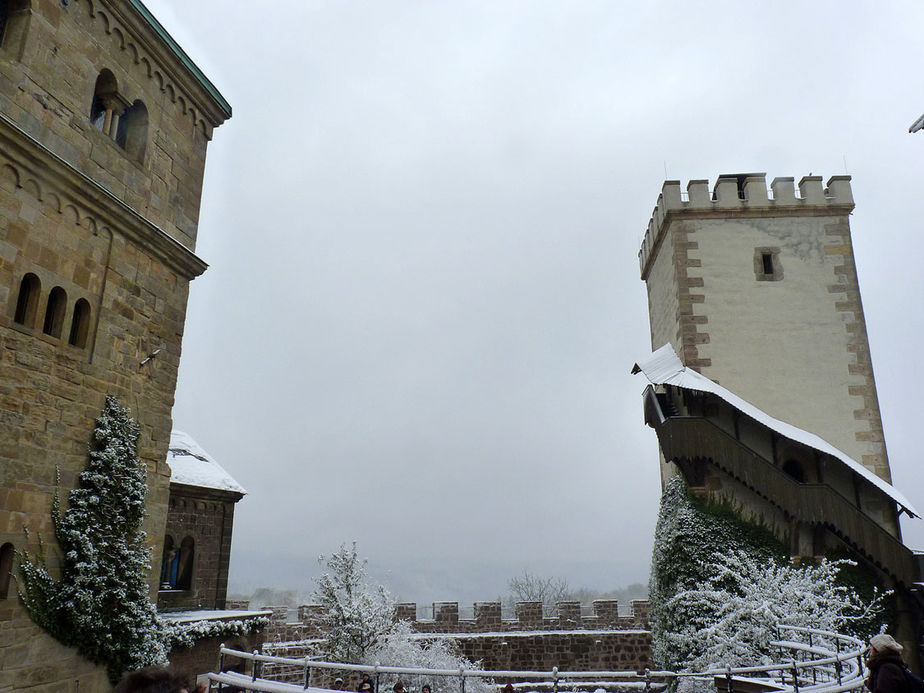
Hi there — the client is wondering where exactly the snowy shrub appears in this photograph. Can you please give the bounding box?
[313,543,396,662]
[649,476,887,672]
[18,396,168,683]
[368,621,495,693]
[167,617,270,649]
[661,551,887,670]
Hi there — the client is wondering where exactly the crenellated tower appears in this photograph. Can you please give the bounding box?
[639,173,890,483]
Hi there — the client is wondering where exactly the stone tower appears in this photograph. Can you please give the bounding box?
[638,174,890,483]
[0,1,229,688]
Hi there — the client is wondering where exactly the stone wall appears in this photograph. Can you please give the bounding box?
[0,0,228,689]
[158,485,240,612]
[259,600,649,645]
[169,630,264,691]
[432,630,651,674]
[397,600,649,633]
[258,600,652,685]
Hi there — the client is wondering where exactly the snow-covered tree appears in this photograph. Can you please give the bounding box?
[313,543,395,662]
[661,551,887,670]
[649,476,887,672]
[369,621,494,693]
[18,396,167,683]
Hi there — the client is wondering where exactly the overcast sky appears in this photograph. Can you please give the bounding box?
[142,1,924,602]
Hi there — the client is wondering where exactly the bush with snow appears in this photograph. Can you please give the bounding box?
[18,396,168,683]
[368,621,494,693]
[649,476,888,671]
[166,616,270,649]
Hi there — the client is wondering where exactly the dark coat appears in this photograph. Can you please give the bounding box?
[867,651,908,693]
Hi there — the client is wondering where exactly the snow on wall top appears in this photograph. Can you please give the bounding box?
[168,430,247,495]
[632,344,919,518]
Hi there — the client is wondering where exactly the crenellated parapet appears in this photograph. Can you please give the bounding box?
[259,599,650,645]
[638,173,854,279]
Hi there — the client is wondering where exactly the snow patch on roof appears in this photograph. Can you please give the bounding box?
[168,430,246,495]
[632,344,919,518]
[161,608,271,623]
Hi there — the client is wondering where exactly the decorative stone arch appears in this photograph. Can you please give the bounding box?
[0,542,13,599]
[13,272,41,327]
[42,286,67,338]
[68,298,91,348]
[90,68,122,135]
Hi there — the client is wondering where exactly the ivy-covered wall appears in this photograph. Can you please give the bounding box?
[649,476,892,671]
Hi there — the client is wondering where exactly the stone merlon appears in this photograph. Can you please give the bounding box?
[639,173,854,279]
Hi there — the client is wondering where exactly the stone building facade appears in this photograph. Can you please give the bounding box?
[0,0,229,689]
[158,430,246,613]
[636,173,919,659]
[639,174,888,482]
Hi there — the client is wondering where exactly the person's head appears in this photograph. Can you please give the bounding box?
[362,673,371,681]
[115,666,201,693]
[869,633,903,657]
[335,678,344,690]
[393,682,405,693]
[422,685,431,693]
[503,684,515,693]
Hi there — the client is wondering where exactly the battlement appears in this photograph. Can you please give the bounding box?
[260,599,649,643]
[638,173,854,278]
[397,599,648,633]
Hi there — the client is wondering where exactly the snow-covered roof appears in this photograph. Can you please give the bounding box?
[168,430,247,495]
[161,608,271,623]
[632,344,919,518]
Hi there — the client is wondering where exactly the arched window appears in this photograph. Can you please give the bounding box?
[115,99,148,162]
[90,69,124,138]
[160,535,176,589]
[783,459,806,483]
[42,286,66,338]
[176,536,195,590]
[68,298,91,348]
[13,272,40,327]
[0,542,14,599]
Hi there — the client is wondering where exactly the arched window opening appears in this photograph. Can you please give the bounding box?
[13,272,40,327]
[90,69,126,138]
[68,298,91,348]
[0,543,13,599]
[42,286,67,338]
[115,99,148,162]
[783,459,806,483]
[160,535,177,589]
[0,1,30,58]
[176,536,194,590]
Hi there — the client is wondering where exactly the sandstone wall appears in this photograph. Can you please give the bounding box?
[158,487,239,612]
[0,0,228,688]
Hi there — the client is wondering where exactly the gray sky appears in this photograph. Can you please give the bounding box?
[143,1,924,602]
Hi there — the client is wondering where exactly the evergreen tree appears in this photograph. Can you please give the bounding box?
[19,396,167,683]
[313,543,395,663]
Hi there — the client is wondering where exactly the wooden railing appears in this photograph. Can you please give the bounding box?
[652,412,916,585]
